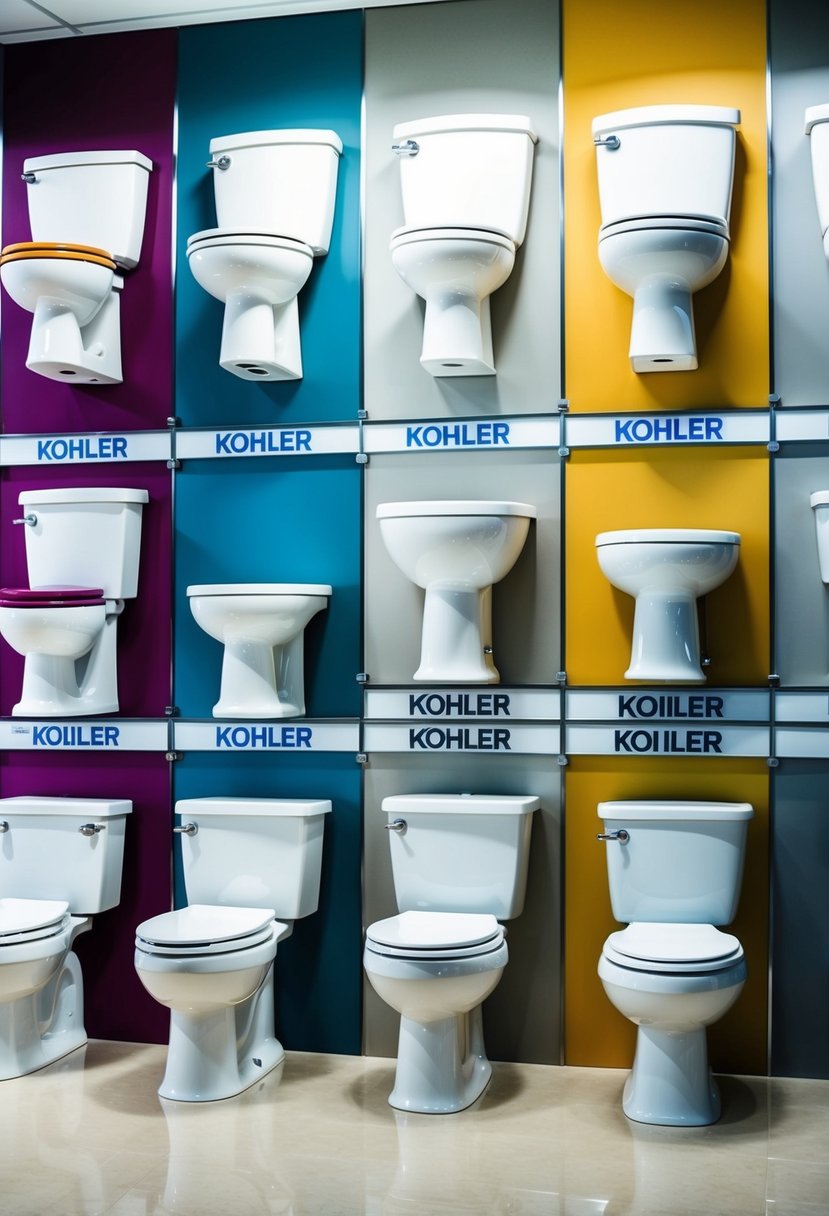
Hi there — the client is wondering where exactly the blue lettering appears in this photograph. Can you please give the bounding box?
[614,415,725,446]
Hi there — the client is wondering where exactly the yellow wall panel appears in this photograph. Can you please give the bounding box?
[563,0,769,410]
[565,446,770,685]
[564,758,769,1073]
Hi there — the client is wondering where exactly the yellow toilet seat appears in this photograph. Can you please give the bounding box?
[0,241,116,270]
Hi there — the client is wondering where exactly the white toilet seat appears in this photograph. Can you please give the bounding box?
[186,582,333,598]
[365,910,504,960]
[390,224,515,252]
[0,897,70,945]
[599,214,729,241]
[135,904,286,958]
[603,922,744,975]
[596,527,740,547]
[187,228,313,258]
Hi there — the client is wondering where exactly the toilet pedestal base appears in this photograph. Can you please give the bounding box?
[219,292,302,382]
[0,951,87,1080]
[27,288,123,386]
[627,590,705,683]
[629,281,697,374]
[623,1025,720,1126]
[420,295,495,378]
[415,585,497,684]
[389,1005,491,1114]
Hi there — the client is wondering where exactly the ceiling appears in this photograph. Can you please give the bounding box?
[0,0,440,43]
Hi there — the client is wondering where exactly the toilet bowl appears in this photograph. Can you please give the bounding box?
[377,500,535,683]
[597,799,752,1126]
[134,797,330,1102]
[595,528,740,682]
[187,129,342,381]
[805,104,829,260]
[390,114,537,376]
[593,105,739,371]
[0,150,152,384]
[187,582,331,718]
[364,793,538,1113]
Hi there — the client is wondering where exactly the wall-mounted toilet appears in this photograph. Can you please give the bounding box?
[597,799,752,1126]
[364,793,539,1113]
[187,129,342,381]
[187,582,331,718]
[0,487,148,716]
[390,113,537,376]
[0,150,152,384]
[595,528,740,682]
[0,795,131,1079]
[135,796,330,1101]
[810,491,829,580]
[806,104,829,259]
[377,500,535,683]
[592,105,740,372]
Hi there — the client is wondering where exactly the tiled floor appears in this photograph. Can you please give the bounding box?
[0,1041,827,1214]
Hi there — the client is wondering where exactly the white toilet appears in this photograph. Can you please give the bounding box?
[0,795,131,1079]
[597,799,752,1126]
[595,528,740,682]
[377,500,535,683]
[0,487,148,716]
[806,104,829,259]
[592,104,740,371]
[187,582,331,718]
[187,129,342,381]
[390,113,537,376]
[364,793,539,1113]
[0,150,152,384]
[135,796,331,1102]
[810,491,829,580]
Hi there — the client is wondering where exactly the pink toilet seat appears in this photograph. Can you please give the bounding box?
[0,586,105,609]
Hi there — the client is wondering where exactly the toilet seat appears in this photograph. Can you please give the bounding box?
[366,910,504,960]
[0,241,117,271]
[599,215,729,241]
[391,224,515,252]
[603,922,744,975]
[135,904,285,957]
[0,586,105,609]
[596,528,740,547]
[186,582,333,597]
[187,228,313,258]
[0,897,70,945]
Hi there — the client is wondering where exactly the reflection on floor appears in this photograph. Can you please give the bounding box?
[0,1041,827,1214]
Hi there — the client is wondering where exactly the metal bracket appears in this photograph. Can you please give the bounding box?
[165,751,183,763]
[356,672,369,684]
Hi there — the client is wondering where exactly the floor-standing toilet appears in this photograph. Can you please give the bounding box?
[592,104,740,371]
[390,113,537,376]
[595,528,740,682]
[0,487,149,716]
[806,104,829,260]
[364,793,539,1113]
[0,795,131,1079]
[597,799,753,1126]
[0,149,152,384]
[186,582,332,718]
[187,129,342,381]
[377,500,535,683]
[135,796,331,1102]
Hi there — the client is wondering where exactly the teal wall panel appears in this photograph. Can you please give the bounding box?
[176,12,363,424]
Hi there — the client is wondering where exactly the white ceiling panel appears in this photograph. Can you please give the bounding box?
[0,0,68,34]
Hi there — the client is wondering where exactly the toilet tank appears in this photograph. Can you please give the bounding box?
[0,796,131,914]
[209,130,343,255]
[23,149,153,268]
[382,793,539,919]
[592,105,740,231]
[598,800,753,925]
[806,105,829,237]
[18,487,149,600]
[176,797,331,918]
[393,114,538,246]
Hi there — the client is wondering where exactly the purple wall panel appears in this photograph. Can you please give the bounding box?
[1,30,176,433]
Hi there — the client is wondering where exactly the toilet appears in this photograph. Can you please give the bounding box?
[135,796,331,1102]
[377,500,535,683]
[596,799,752,1126]
[806,104,829,259]
[595,528,740,682]
[810,491,829,580]
[0,795,131,1079]
[364,793,539,1113]
[187,129,342,381]
[0,149,152,384]
[187,582,331,718]
[390,113,537,376]
[592,104,740,371]
[0,487,149,716]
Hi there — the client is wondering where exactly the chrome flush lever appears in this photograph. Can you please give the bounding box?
[0,821,8,833]
[174,822,199,837]
[206,155,231,170]
[21,171,36,184]
[384,818,407,834]
[392,139,420,158]
[593,134,621,150]
[12,514,37,527]
[79,823,106,837]
[597,829,630,844]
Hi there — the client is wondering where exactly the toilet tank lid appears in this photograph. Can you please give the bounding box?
[598,800,753,821]
[377,500,537,519]
[382,794,540,816]
[592,105,740,138]
[24,149,152,174]
[806,104,829,134]
[209,129,343,155]
[595,528,740,546]
[18,487,149,505]
[393,113,537,142]
[0,796,132,817]
[175,797,331,818]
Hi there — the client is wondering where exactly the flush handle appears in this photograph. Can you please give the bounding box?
[0,821,8,833]
[597,829,630,845]
[21,172,37,184]
[174,821,199,837]
[79,823,106,837]
[392,139,420,158]
[384,818,407,834]
[206,155,231,171]
[12,514,37,527]
[593,134,621,150]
